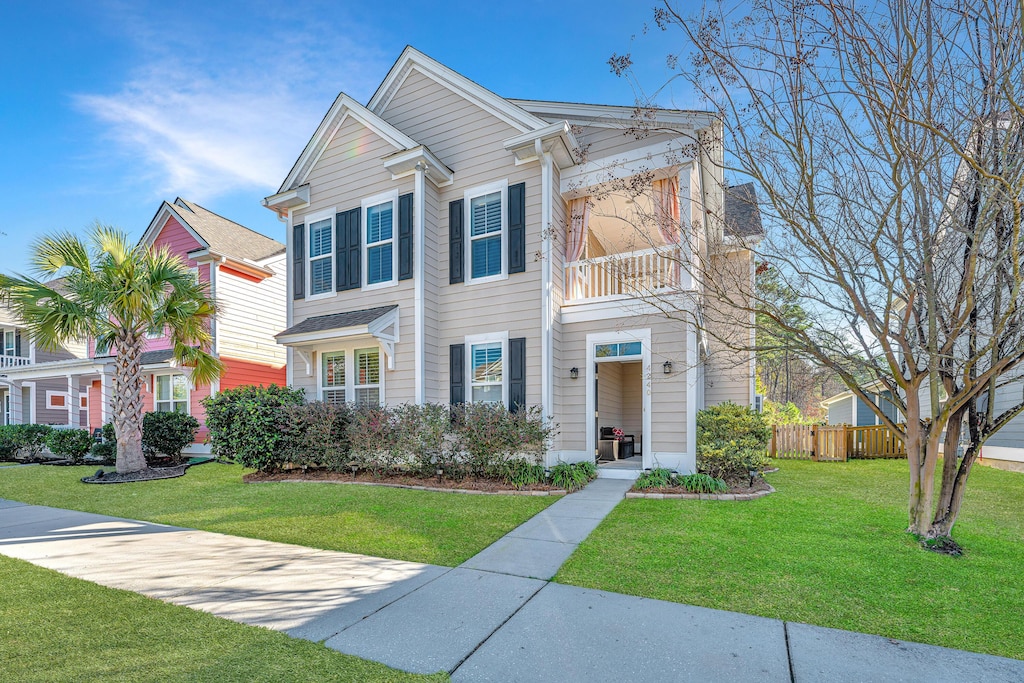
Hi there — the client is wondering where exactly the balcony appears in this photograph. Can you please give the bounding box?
[0,355,31,369]
[564,246,682,302]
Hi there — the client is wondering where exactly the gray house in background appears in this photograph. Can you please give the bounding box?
[822,382,902,427]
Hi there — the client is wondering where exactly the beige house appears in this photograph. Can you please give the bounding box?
[264,47,758,475]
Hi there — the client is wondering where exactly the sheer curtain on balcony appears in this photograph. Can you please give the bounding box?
[653,177,681,286]
[566,196,591,299]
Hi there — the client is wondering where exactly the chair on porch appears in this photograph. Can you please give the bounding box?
[598,426,635,460]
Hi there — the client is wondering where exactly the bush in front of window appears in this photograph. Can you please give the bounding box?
[451,403,552,478]
[142,411,200,464]
[90,423,117,464]
[45,428,94,464]
[203,384,307,470]
[0,424,54,462]
[275,401,351,471]
[393,403,451,476]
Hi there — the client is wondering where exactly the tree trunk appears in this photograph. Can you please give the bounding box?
[931,445,980,538]
[112,331,148,475]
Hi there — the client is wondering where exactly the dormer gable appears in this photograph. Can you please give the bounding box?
[369,46,548,135]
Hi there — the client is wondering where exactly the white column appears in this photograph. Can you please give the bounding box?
[413,163,426,404]
[540,149,554,422]
[66,374,75,427]
[10,382,21,425]
[100,369,110,426]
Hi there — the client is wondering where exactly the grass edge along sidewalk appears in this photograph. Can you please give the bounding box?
[555,458,1024,661]
[0,462,553,567]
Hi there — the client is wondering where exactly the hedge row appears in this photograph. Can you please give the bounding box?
[203,385,555,479]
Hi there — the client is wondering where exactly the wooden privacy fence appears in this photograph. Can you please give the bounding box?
[770,424,906,461]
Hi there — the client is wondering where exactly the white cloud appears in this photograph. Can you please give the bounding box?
[74,8,389,202]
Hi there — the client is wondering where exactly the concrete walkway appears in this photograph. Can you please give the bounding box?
[1,484,1023,682]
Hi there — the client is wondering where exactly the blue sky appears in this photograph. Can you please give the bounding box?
[0,0,690,275]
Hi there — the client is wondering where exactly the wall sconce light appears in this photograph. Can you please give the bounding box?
[663,360,673,375]
[570,367,579,380]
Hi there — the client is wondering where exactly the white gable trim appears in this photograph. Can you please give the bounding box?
[140,202,209,250]
[278,93,418,193]
[369,47,547,135]
[509,99,715,130]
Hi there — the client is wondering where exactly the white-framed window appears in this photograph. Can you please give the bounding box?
[3,393,9,425]
[594,341,643,359]
[354,348,381,405]
[3,331,15,356]
[318,345,384,406]
[363,193,396,288]
[79,393,88,409]
[466,332,508,404]
[154,374,189,413]
[308,215,334,297]
[466,181,507,283]
[322,351,346,405]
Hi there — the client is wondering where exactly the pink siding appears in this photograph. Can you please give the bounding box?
[88,380,102,432]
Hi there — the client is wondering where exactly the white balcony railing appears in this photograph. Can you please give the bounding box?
[564,246,681,302]
[0,355,31,369]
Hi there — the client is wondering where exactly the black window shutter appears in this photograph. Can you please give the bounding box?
[292,224,305,300]
[14,331,21,357]
[509,337,526,412]
[336,208,361,291]
[335,211,348,292]
[450,344,465,405]
[347,207,362,290]
[508,182,526,274]
[449,199,464,284]
[398,193,414,281]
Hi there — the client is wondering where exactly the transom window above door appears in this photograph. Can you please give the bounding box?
[308,217,333,296]
[595,341,642,359]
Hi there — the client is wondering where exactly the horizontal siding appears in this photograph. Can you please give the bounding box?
[220,356,287,391]
[216,255,287,366]
[703,251,753,407]
[828,397,854,426]
[573,124,692,164]
[558,315,687,453]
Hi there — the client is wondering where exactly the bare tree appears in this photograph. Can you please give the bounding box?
[604,0,1024,550]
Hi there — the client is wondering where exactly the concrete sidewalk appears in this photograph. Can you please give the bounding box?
[1,486,1022,682]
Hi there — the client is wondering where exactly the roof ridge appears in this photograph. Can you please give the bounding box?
[177,199,283,249]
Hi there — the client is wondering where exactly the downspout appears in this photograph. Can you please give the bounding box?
[414,162,427,404]
[284,208,294,387]
[538,140,554,423]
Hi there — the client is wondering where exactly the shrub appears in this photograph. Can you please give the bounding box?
[275,402,350,471]
[18,424,53,460]
[393,403,451,476]
[347,404,402,474]
[203,384,306,471]
[142,411,200,464]
[499,458,546,489]
[45,428,94,464]
[549,461,597,492]
[90,423,116,463]
[0,426,21,460]
[696,402,771,480]
[678,473,729,494]
[452,403,551,477]
[635,468,673,489]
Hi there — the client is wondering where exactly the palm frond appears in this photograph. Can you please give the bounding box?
[173,342,224,387]
[30,232,92,276]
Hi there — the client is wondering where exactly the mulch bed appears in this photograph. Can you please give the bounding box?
[243,469,567,495]
[81,464,189,484]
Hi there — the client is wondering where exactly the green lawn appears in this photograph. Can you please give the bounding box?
[556,459,1024,660]
[0,554,443,682]
[0,462,552,566]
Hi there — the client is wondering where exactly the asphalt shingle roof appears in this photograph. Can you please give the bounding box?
[275,305,399,339]
[173,199,285,262]
[723,183,764,239]
[139,349,177,365]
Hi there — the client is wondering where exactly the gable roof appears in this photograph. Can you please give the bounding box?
[368,46,548,135]
[276,93,420,194]
[173,199,285,261]
[723,183,764,239]
[510,98,716,130]
[141,199,285,263]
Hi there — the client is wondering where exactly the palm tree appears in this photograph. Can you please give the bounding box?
[0,225,223,474]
